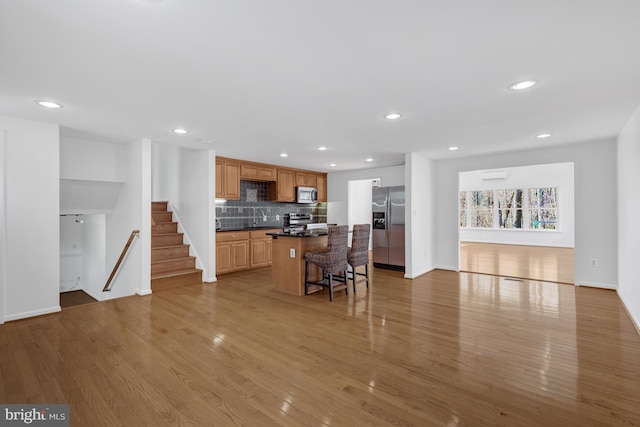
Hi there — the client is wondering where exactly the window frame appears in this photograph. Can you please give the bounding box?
[459,187,559,232]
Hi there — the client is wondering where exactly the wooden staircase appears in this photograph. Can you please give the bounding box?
[151,201,202,290]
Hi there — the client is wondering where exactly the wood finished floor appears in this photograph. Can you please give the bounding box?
[60,290,98,309]
[460,241,575,284]
[2,267,640,426]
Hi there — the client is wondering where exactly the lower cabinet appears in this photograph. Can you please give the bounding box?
[216,232,250,274]
[216,229,280,275]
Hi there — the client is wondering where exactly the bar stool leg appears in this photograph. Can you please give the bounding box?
[344,270,349,295]
[304,260,310,295]
[365,264,369,288]
[328,274,333,301]
[352,266,357,293]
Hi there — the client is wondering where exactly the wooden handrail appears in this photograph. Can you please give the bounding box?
[103,230,140,292]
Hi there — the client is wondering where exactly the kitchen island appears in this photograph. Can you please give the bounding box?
[267,231,328,296]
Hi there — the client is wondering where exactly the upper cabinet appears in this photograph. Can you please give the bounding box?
[295,171,317,188]
[217,156,328,203]
[316,173,327,202]
[239,161,277,181]
[269,169,296,202]
[215,157,240,200]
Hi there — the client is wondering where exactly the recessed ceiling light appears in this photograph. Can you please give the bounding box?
[280,153,288,158]
[509,80,537,91]
[448,146,459,151]
[385,113,401,120]
[536,133,552,139]
[365,158,374,162]
[36,100,62,109]
[317,146,328,151]
[173,128,189,134]
[330,163,337,167]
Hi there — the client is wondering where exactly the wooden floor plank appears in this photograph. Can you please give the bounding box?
[1,266,639,426]
[460,241,575,283]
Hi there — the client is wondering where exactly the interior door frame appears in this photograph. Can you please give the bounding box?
[0,130,6,324]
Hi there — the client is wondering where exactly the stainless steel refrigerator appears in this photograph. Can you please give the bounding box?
[372,186,405,271]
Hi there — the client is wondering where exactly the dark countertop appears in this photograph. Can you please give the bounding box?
[216,226,282,232]
[267,231,328,238]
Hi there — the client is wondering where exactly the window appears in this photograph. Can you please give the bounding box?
[470,190,493,228]
[497,189,523,228]
[459,191,467,227]
[459,187,558,231]
[529,187,557,230]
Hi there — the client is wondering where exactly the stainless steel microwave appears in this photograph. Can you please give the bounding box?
[296,186,318,203]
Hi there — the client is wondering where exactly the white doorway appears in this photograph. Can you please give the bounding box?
[347,178,378,249]
[458,162,575,283]
[60,214,107,302]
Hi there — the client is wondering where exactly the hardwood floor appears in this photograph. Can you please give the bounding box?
[59,290,98,309]
[460,241,575,284]
[1,267,639,426]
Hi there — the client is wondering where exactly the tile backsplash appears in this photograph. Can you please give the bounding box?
[215,181,327,230]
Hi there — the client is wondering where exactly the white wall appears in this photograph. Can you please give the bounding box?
[104,139,151,299]
[328,165,405,226]
[60,137,126,182]
[60,215,84,292]
[433,139,617,289]
[81,215,107,299]
[152,143,216,282]
[0,115,60,321]
[347,179,374,249]
[152,143,181,202]
[459,162,575,247]
[406,152,435,278]
[0,131,6,323]
[617,105,640,331]
[178,148,216,282]
[60,138,125,215]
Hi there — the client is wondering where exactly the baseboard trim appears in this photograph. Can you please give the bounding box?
[433,265,458,272]
[618,291,640,337]
[136,289,153,296]
[576,281,617,290]
[4,306,61,322]
[204,275,217,283]
[404,266,435,279]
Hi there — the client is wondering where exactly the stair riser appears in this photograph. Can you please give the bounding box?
[152,234,184,247]
[152,271,202,291]
[152,246,190,261]
[152,223,178,235]
[152,258,196,274]
[152,202,169,212]
[152,212,173,223]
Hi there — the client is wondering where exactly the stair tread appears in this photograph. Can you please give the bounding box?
[151,268,202,280]
[153,232,184,237]
[151,256,195,265]
[152,244,189,250]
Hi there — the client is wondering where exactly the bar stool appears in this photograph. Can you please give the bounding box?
[304,225,349,301]
[348,224,370,292]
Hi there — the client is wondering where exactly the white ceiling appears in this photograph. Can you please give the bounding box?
[1,1,639,172]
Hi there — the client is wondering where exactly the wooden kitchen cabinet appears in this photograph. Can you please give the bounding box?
[269,169,296,202]
[249,229,280,268]
[216,231,249,274]
[216,157,240,200]
[295,171,317,188]
[239,161,277,181]
[217,229,280,274]
[316,173,327,202]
